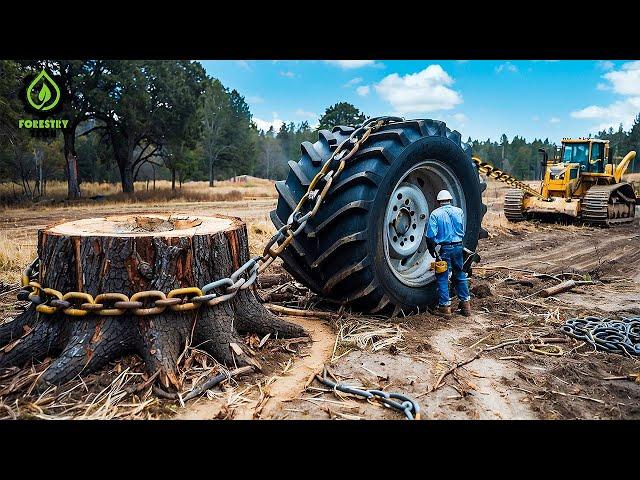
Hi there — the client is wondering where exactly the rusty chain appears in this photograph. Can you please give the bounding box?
[17,116,404,318]
[471,156,545,199]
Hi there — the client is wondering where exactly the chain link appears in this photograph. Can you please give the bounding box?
[561,316,640,356]
[314,368,421,420]
[472,156,545,199]
[17,117,404,318]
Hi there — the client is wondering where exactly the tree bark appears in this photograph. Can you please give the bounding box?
[108,125,136,194]
[0,214,306,392]
[209,153,219,188]
[118,154,135,194]
[62,130,81,200]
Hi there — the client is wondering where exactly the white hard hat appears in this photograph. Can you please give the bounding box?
[437,190,453,202]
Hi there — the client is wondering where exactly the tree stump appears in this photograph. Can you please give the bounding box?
[0,214,306,391]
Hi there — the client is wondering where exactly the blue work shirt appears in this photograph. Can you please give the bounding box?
[426,204,465,244]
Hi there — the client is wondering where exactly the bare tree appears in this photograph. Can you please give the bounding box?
[260,135,284,180]
[7,137,35,198]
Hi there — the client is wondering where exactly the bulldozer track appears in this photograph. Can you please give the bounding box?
[504,189,526,222]
[581,184,636,226]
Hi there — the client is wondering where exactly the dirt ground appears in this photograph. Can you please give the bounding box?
[1,180,639,420]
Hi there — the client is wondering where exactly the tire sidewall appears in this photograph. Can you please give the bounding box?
[368,135,482,309]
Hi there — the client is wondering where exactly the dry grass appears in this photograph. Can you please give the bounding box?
[0,231,36,285]
[624,172,640,182]
[331,317,405,363]
[248,221,277,256]
[0,357,171,420]
[0,334,248,419]
[624,173,640,191]
[0,178,277,207]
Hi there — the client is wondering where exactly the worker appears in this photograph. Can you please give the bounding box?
[425,190,471,317]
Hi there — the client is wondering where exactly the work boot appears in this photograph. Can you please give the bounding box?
[458,300,471,317]
[436,305,452,317]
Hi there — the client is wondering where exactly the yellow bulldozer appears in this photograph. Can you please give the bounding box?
[473,138,638,226]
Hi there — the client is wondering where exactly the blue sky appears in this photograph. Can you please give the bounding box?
[200,60,640,143]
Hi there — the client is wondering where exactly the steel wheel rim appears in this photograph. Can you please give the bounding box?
[383,160,466,287]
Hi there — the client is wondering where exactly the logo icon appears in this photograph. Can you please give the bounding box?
[26,69,61,112]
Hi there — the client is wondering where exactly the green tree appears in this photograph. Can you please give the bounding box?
[94,60,207,193]
[0,60,23,145]
[163,143,203,189]
[317,102,367,130]
[19,60,108,199]
[218,89,255,180]
[627,114,640,173]
[499,133,509,171]
[0,61,38,198]
[201,78,233,186]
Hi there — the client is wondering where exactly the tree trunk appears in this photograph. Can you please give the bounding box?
[119,157,135,194]
[63,130,81,199]
[209,158,214,187]
[0,214,305,392]
[108,127,135,194]
[171,168,176,190]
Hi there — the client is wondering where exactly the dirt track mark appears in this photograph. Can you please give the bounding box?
[240,317,335,419]
[175,316,334,420]
[428,317,536,419]
[481,220,640,277]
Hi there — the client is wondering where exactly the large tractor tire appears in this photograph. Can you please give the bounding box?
[271,119,488,315]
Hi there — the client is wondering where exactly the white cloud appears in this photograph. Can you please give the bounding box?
[343,77,363,88]
[373,65,462,114]
[532,115,540,122]
[295,108,317,119]
[280,71,296,78]
[571,97,640,131]
[571,61,640,131]
[603,61,640,95]
[450,113,467,128]
[495,62,518,73]
[246,95,264,105]
[253,113,284,133]
[549,117,560,124]
[325,60,383,69]
[356,85,370,97]
[236,60,251,70]
[596,60,615,71]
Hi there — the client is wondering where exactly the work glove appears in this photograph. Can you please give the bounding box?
[426,237,437,257]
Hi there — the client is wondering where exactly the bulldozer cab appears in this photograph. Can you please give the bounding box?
[541,138,611,199]
[559,138,608,174]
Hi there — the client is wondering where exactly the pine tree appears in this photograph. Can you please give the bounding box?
[627,114,640,172]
